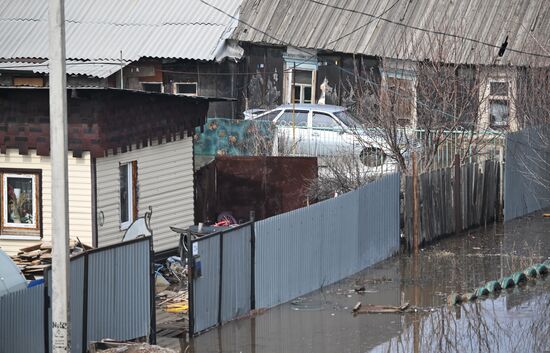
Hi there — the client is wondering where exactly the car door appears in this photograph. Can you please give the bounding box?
[310,111,347,156]
[273,109,311,154]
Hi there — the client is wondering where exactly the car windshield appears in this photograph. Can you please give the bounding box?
[334,110,360,129]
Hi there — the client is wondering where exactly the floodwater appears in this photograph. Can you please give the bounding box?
[169,212,550,353]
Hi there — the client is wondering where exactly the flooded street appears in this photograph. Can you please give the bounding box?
[170,213,550,353]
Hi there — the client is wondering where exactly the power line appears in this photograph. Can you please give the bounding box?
[199,0,476,122]
[304,0,550,59]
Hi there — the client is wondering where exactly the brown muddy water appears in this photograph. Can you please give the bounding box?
[169,213,550,353]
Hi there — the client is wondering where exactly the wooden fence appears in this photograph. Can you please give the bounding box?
[404,159,501,248]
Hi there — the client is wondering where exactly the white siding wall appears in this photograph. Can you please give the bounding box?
[96,137,194,252]
[0,150,93,255]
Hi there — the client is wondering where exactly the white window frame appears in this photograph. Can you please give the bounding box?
[173,82,198,96]
[120,162,135,230]
[141,82,164,93]
[293,83,313,104]
[487,79,510,128]
[3,173,38,229]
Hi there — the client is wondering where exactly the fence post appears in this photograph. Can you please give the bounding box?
[187,237,195,337]
[82,254,89,353]
[148,236,157,344]
[217,233,224,326]
[249,211,256,311]
[453,154,461,234]
[412,152,420,253]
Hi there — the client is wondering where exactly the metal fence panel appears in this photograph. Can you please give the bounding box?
[357,173,401,268]
[86,238,151,342]
[192,234,221,333]
[221,225,252,323]
[0,285,45,353]
[255,173,400,309]
[505,127,550,221]
[44,254,86,353]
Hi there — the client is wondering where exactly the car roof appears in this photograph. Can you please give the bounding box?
[274,104,347,113]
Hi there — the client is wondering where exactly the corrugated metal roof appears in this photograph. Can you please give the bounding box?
[232,0,550,67]
[0,59,130,78]
[0,0,241,64]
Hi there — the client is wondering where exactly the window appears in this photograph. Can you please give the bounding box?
[13,77,44,87]
[488,80,510,128]
[291,70,313,104]
[257,109,282,122]
[276,110,309,127]
[0,171,41,237]
[489,100,509,127]
[385,77,414,125]
[173,82,197,96]
[312,112,340,129]
[142,82,163,93]
[120,162,137,230]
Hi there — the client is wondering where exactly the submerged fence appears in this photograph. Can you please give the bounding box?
[0,237,154,353]
[190,173,400,335]
[189,223,253,334]
[403,160,501,247]
[504,126,550,221]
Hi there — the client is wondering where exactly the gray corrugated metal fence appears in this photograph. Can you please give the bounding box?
[505,126,550,221]
[0,284,46,353]
[86,238,152,342]
[0,236,153,353]
[191,174,400,335]
[255,173,400,309]
[191,224,252,334]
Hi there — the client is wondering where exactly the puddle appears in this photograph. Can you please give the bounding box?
[169,213,550,353]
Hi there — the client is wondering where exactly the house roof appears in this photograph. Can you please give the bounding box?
[0,0,243,77]
[232,0,550,67]
[0,87,214,157]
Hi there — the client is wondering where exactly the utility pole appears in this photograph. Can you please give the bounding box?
[49,0,71,352]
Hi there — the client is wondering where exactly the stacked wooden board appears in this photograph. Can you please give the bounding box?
[9,238,93,278]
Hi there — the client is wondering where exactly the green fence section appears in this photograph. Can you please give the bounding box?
[194,118,276,157]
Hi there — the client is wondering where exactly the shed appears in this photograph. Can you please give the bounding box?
[0,87,214,254]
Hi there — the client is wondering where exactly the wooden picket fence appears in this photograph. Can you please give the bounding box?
[403,159,501,248]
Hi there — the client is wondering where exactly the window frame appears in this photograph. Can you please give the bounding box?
[487,79,510,128]
[141,82,164,93]
[119,161,137,230]
[173,82,198,96]
[0,169,42,238]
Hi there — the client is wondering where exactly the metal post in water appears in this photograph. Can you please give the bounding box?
[49,0,71,351]
[412,152,420,253]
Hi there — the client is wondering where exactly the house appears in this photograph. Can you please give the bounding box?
[1,0,548,129]
[0,87,216,255]
[230,0,550,131]
[0,0,243,118]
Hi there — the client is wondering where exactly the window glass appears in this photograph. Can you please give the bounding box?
[257,110,282,121]
[5,175,35,227]
[489,82,508,96]
[120,164,130,224]
[303,86,312,103]
[334,110,359,129]
[294,70,312,84]
[142,83,163,93]
[489,100,509,127]
[175,83,197,95]
[312,112,340,129]
[293,86,301,102]
[276,110,309,127]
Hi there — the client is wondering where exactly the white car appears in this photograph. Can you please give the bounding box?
[253,104,393,167]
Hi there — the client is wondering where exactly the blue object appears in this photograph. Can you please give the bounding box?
[27,278,45,288]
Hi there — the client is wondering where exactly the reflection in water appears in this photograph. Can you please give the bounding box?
[175,214,550,353]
